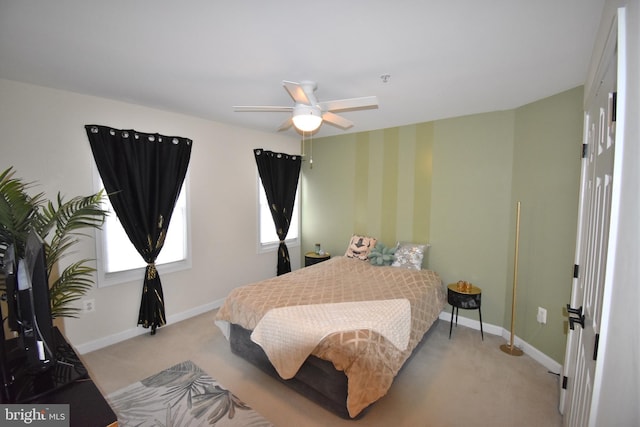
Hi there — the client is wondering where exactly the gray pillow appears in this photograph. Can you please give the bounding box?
[391,242,429,270]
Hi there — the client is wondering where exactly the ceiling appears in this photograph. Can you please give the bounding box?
[0,1,606,137]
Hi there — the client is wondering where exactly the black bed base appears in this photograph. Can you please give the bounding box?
[229,323,362,419]
[229,320,437,419]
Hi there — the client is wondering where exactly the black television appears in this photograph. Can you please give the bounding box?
[0,242,19,401]
[2,243,20,333]
[0,230,88,403]
[1,231,56,371]
[18,230,56,370]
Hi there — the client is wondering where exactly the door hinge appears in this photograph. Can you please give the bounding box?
[611,92,617,123]
[593,333,600,361]
[573,264,580,278]
[567,305,585,330]
[581,144,588,158]
[562,376,568,390]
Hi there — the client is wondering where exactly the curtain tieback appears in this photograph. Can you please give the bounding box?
[147,262,158,280]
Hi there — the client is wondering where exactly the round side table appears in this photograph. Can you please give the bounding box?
[447,283,483,340]
[304,251,331,267]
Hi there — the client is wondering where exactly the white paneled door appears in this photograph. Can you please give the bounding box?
[560,13,619,427]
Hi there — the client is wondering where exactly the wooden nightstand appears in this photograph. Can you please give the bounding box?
[447,283,483,340]
[304,251,331,267]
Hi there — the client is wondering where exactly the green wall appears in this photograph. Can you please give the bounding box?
[430,111,515,328]
[301,86,582,363]
[509,87,583,362]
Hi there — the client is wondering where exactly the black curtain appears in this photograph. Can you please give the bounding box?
[254,149,301,275]
[85,125,192,334]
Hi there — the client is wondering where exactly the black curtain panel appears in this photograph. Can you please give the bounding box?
[254,149,301,276]
[85,125,192,334]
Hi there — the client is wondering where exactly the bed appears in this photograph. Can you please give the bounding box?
[215,251,445,419]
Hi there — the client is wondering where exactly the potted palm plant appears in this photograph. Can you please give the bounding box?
[0,167,107,318]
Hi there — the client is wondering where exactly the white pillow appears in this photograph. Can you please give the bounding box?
[344,235,377,261]
[391,242,429,270]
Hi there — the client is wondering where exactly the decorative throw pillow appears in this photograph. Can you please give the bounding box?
[368,242,396,266]
[344,235,377,261]
[391,242,429,270]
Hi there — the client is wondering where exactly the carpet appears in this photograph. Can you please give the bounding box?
[108,360,273,426]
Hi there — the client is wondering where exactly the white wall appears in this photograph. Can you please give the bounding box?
[0,78,300,351]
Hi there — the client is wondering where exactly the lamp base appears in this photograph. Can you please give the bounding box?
[500,344,523,356]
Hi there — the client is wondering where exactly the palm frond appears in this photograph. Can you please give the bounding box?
[1,167,106,319]
[44,191,107,235]
[42,191,106,282]
[45,235,82,274]
[0,167,46,257]
[43,192,107,264]
[49,260,96,319]
[51,305,83,319]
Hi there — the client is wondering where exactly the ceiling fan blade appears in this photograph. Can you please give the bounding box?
[278,117,293,131]
[233,105,293,112]
[322,111,353,129]
[319,96,379,112]
[282,81,311,105]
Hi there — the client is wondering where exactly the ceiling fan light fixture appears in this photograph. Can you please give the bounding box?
[292,105,322,132]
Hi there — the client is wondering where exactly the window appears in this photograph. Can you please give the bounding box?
[258,178,299,251]
[95,178,191,287]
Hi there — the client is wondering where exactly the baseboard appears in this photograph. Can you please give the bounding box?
[74,302,562,376]
[74,298,226,354]
[438,310,562,374]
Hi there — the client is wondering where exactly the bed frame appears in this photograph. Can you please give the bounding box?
[229,321,435,419]
[229,323,358,419]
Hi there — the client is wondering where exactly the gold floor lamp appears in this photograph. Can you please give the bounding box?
[501,201,524,356]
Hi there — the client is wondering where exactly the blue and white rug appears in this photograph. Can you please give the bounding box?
[108,360,273,426]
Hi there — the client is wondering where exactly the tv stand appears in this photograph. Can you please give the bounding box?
[2,327,117,426]
[3,327,86,403]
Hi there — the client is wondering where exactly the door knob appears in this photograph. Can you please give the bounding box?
[567,304,585,330]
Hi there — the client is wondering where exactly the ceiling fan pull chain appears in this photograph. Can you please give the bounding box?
[309,132,313,169]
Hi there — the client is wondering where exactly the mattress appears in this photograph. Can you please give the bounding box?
[215,256,445,417]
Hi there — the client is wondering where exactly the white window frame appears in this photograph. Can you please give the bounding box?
[94,170,192,288]
[256,175,300,253]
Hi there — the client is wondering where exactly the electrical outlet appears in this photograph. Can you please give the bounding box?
[537,307,547,324]
[82,299,95,313]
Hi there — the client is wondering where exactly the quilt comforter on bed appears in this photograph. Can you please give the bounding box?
[215,256,446,417]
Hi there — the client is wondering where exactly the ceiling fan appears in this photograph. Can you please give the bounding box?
[233,80,379,133]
